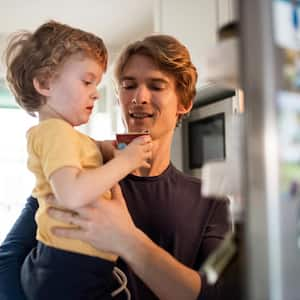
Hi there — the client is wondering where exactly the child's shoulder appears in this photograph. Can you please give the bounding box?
[31,118,72,131]
[40,118,72,128]
[26,118,75,139]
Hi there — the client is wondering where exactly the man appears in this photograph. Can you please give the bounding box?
[0,34,230,300]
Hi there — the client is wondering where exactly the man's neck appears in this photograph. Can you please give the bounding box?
[132,132,173,177]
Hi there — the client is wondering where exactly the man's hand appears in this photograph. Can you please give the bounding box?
[46,184,138,256]
[46,184,201,300]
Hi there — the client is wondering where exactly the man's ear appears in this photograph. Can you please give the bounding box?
[177,100,193,116]
[33,77,51,97]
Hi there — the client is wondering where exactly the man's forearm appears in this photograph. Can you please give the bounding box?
[121,228,201,300]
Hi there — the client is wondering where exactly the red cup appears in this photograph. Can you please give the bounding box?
[116,132,149,145]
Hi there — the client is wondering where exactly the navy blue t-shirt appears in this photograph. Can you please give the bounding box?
[0,164,230,300]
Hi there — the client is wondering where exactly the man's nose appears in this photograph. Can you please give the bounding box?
[134,85,150,104]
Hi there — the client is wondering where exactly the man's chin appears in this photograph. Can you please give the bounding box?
[128,126,150,133]
[127,119,152,133]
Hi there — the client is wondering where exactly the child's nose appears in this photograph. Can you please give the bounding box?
[91,89,99,101]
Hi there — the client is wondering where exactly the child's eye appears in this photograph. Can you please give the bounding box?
[83,80,92,85]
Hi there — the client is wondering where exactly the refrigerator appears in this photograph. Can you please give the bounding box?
[242,1,300,299]
[200,1,300,299]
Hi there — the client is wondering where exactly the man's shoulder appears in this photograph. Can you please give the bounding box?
[169,165,229,206]
[170,164,201,185]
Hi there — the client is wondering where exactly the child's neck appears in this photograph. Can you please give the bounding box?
[39,103,66,123]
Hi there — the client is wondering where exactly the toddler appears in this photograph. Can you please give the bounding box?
[5,20,152,300]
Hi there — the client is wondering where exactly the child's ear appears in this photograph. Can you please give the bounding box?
[33,77,50,97]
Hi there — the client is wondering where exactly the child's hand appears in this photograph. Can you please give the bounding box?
[116,135,152,169]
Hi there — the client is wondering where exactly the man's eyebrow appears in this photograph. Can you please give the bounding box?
[120,76,169,84]
[150,78,169,84]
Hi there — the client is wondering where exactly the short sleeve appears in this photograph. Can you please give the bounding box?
[27,119,82,179]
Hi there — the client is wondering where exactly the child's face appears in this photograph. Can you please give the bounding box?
[46,54,104,126]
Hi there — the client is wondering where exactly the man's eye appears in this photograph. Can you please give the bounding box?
[150,85,164,91]
[123,85,135,90]
[121,82,136,90]
[83,80,92,85]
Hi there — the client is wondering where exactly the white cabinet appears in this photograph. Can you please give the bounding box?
[154,0,218,63]
[216,0,238,30]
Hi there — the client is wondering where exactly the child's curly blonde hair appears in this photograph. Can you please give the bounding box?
[5,20,108,116]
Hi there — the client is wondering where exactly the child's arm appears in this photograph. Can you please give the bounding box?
[95,140,115,163]
[49,135,152,210]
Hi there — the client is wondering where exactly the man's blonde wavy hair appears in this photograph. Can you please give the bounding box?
[114,34,198,122]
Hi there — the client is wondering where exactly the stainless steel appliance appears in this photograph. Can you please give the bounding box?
[240,1,300,299]
[202,1,300,299]
[182,85,243,179]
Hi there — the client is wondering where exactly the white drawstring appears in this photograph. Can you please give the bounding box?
[111,266,131,299]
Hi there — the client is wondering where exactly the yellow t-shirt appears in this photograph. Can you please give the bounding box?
[27,118,116,261]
